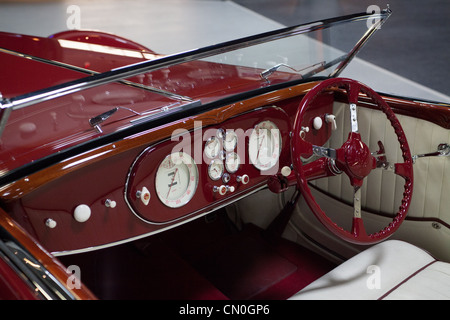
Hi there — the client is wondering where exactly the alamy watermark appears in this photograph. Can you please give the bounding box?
[366,264,381,290]
[169,121,281,176]
[66,5,81,30]
[366,5,383,30]
[66,265,81,289]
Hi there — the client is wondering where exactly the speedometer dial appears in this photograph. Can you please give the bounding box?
[155,152,198,208]
[248,120,281,171]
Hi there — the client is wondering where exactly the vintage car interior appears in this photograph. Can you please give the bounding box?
[0,8,449,300]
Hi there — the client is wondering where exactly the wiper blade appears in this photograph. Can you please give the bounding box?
[89,99,202,133]
[89,107,119,133]
[260,61,325,82]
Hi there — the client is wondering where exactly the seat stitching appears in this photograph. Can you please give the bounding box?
[377,260,438,300]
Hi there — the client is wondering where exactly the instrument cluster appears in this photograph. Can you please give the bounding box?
[125,106,290,225]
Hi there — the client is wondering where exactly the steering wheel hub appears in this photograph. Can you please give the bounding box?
[338,132,376,185]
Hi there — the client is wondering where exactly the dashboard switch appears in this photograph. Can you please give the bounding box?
[73,204,91,223]
[213,185,234,195]
[325,114,337,130]
[45,218,57,229]
[237,174,249,185]
[218,185,227,195]
[105,199,117,208]
[136,187,151,205]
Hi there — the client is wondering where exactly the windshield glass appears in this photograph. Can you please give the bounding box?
[0,10,390,177]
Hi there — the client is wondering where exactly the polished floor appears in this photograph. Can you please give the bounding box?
[0,0,449,102]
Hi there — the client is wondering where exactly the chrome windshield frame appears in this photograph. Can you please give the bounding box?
[0,9,391,137]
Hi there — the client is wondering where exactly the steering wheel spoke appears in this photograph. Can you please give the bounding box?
[346,81,361,105]
[394,162,414,180]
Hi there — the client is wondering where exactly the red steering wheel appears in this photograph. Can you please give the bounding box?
[292,78,414,244]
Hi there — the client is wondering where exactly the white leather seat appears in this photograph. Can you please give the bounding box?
[289,240,450,300]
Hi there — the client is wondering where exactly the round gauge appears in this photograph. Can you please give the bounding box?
[155,152,198,208]
[225,152,240,173]
[224,131,238,151]
[249,120,281,171]
[208,159,224,181]
[204,136,221,159]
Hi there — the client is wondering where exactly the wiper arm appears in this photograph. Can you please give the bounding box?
[260,61,325,82]
[89,99,202,133]
[89,107,119,133]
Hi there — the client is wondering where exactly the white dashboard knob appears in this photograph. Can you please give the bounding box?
[73,204,91,223]
[45,218,57,229]
[281,166,292,177]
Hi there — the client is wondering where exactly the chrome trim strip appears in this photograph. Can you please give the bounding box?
[0,237,75,299]
[330,8,392,78]
[0,47,194,103]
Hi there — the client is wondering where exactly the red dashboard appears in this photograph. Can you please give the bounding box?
[4,85,334,255]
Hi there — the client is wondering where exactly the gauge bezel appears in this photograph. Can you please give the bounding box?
[204,136,221,159]
[225,151,240,173]
[155,152,198,208]
[248,120,282,171]
[208,159,224,181]
[224,130,238,151]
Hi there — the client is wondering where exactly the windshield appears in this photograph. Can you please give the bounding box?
[0,10,390,178]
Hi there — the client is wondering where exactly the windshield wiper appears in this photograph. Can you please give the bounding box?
[260,61,325,82]
[89,99,202,133]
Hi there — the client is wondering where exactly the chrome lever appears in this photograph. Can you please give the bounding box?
[412,143,450,163]
[312,145,337,159]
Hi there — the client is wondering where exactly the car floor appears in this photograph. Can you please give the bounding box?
[59,210,335,300]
